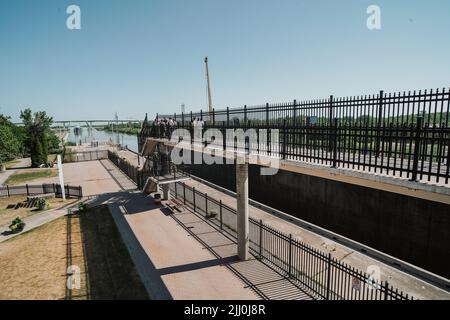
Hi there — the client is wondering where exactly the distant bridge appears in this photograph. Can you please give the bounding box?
[13,119,142,127]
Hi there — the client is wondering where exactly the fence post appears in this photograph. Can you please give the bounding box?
[282,119,287,160]
[266,103,269,125]
[183,183,186,205]
[244,105,247,125]
[288,234,292,278]
[66,184,70,199]
[332,118,338,168]
[6,185,10,197]
[212,108,215,126]
[26,184,29,196]
[411,117,423,181]
[175,182,177,199]
[223,122,226,151]
[79,186,83,198]
[227,107,230,126]
[328,95,334,152]
[219,200,223,230]
[326,253,332,300]
[205,193,208,216]
[328,95,334,126]
[293,99,297,128]
[384,281,389,300]
[375,90,384,157]
[259,219,263,259]
[193,187,196,212]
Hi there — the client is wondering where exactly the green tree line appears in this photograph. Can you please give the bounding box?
[0,109,60,168]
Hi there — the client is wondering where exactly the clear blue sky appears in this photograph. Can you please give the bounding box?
[0,0,449,122]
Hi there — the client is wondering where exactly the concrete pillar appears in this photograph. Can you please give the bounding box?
[236,163,249,260]
[161,184,170,201]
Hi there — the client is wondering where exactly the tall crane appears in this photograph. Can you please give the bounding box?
[204,57,214,122]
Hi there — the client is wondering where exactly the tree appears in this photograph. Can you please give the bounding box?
[0,115,22,165]
[20,109,54,167]
[47,130,61,151]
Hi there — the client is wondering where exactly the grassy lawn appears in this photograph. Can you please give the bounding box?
[0,205,149,300]
[0,216,72,299]
[0,196,77,227]
[4,169,58,185]
[77,205,148,299]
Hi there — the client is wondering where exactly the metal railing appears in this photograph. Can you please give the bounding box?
[0,183,83,199]
[170,181,413,300]
[62,149,109,163]
[140,87,450,184]
[104,144,414,300]
[107,151,146,189]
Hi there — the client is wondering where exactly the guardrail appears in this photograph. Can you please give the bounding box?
[62,149,109,163]
[0,183,83,199]
[140,87,450,184]
[170,181,413,300]
[105,145,415,299]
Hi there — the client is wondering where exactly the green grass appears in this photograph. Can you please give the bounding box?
[4,169,58,185]
[78,205,149,299]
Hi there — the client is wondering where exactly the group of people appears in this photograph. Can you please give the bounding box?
[153,117,178,138]
[155,117,178,127]
[152,116,208,138]
[191,118,204,127]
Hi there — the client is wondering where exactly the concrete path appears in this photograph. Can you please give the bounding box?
[99,159,138,191]
[28,160,128,197]
[0,205,76,243]
[0,158,32,186]
[178,176,450,300]
[86,191,312,300]
[0,170,16,186]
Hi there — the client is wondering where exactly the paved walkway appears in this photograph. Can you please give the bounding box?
[178,176,450,300]
[0,203,77,243]
[86,191,313,300]
[84,160,313,300]
[28,160,130,196]
[116,148,450,299]
[0,158,31,186]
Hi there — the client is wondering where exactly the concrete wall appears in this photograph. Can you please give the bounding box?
[182,154,450,279]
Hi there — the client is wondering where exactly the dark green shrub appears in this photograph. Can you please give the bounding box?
[9,217,26,233]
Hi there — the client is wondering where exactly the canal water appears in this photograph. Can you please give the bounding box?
[66,127,139,152]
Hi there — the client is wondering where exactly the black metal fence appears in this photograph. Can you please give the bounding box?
[107,150,146,189]
[0,183,83,199]
[103,143,414,300]
[62,149,109,163]
[170,181,413,300]
[140,87,450,184]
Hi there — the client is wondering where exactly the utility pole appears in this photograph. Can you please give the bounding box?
[204,57,213,122]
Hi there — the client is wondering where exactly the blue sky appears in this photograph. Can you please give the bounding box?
[0,0,449,122]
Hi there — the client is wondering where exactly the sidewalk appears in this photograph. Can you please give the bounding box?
[0,206,73,243]
[116,148,450,299]
[181,176,450,300]
[87,191,313,300]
